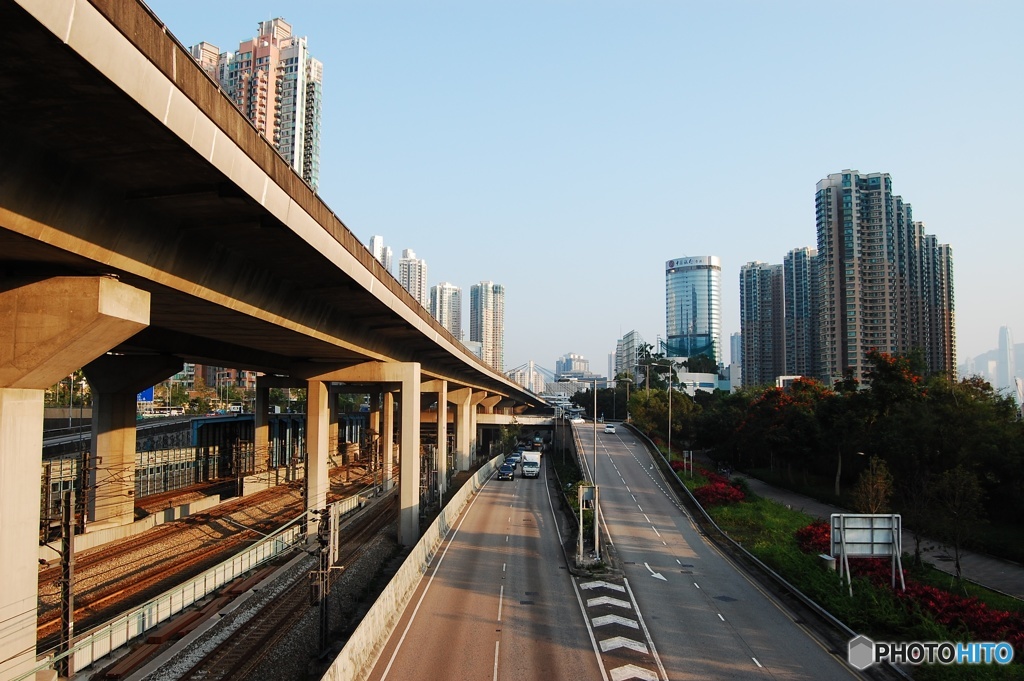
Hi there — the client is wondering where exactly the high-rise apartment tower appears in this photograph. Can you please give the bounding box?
[190,18,323,190]
[815,171,955,383]
[784,247,819,378]
[739,262,785,387]
[368,235,393,274]
[430,282,462,341]
[470,282,505,371]
[398,249,428,307]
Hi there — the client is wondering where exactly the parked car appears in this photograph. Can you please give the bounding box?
[603,424,616,434]
[497,463,515,480]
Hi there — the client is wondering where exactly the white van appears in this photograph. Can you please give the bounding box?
[521,452,541,478]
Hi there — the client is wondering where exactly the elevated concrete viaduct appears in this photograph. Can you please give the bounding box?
[0,1,543,677]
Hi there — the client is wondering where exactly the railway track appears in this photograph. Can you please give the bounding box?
[37,493,306,650]
[36,465,379,655]
[179,497,399,681]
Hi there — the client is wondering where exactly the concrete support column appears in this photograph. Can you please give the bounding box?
[382,391,394,489]
[397,364,421,545]
[0,389,45,681]
[480,395,501,414]
[306,379,330,536]
[302,362,420,545]
[448,387,473,472]
[422,379,449,499]
[436,383,448,499]
[328,386,340,468]
[89,391,138,527]
[84,354,182,527]
[254,385,270,477]
[0,276,148,681]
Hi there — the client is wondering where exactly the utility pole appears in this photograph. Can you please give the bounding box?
[312,509,331,656]
[59,489,76,678]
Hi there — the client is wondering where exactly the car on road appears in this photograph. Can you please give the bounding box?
[603,424,616,434]
[497,463,515,480]
[505,451,522,467]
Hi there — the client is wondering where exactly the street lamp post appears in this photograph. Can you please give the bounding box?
[668,374,673,460]
[666,362,680,459]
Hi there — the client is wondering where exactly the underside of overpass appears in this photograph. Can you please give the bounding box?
[0,2,545,676]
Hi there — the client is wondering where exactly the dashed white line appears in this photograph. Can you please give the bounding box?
[498,585,504,621]
[643,514,651,523]
[752,657,763,668]
[493,641,500,680]
[694,583,701,589]
[717,613,725,621]
[651,526,661,537]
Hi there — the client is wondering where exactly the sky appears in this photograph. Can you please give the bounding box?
[145,0,1023,377]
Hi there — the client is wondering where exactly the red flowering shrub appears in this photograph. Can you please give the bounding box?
[795,520,831,555]
[693,480,745,507]
[836,557,1024,659]
[669,460,688,472]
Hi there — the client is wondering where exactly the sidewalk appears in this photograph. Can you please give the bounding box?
[731,472,1024,600]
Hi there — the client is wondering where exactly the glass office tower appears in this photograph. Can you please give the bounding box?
[665,256,722,363]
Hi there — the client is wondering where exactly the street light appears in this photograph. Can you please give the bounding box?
[665,361,681,459]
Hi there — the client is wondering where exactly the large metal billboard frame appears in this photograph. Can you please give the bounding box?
[830,513,905,596]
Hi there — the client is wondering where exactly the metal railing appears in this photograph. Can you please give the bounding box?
[21,486,373,681]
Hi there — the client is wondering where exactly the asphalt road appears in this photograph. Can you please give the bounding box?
[578,424,864,681]
[365,461,603,681]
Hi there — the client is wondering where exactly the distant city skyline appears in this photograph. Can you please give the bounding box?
[147,1,1024,375]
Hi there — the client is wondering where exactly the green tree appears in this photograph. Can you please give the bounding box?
[850,455,893,513]
[497,421,522,456]
[683,354,718,374]
[930,465,986,585]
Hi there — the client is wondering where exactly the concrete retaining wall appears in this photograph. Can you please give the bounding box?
[321,455,503,681]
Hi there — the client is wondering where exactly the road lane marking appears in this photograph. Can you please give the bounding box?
[752,657,763,668]
[610,664,659,681]
[580,580,626,592]
[587,596,632,609]
[694,583,701,589]
[623,579,669,681]
[497,585,504,621]
[643,563,667,581]
[718,613,725,621]
[651,526,661,537]
[493,641,500,681]
[600,636,649,654]
[592,614,639,629]
[642,514,651,523]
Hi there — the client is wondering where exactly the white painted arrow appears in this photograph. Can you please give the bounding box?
[592,614,640,629]
[644,563,667,581]
[580,580,626,593]
[587,596,632,609]
[610,664,659,681]
[600,636,649,654]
